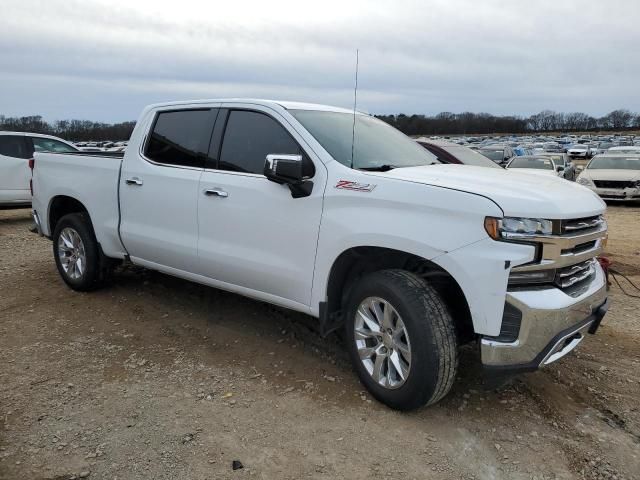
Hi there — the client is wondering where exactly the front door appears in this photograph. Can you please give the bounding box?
[196,106,326,308]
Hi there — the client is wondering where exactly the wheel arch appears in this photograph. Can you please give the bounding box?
[48,195,91,235]
[321,246,474,343]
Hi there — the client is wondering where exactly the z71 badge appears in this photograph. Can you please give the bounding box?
[335,180,377,192]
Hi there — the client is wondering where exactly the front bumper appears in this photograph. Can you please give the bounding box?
[481,262,608,372]
[592,187,640,201]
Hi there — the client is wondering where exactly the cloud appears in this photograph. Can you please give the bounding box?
[0,0,638,121]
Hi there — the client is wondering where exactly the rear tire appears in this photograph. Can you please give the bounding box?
[344,269,458,410]
[52,213,108,291]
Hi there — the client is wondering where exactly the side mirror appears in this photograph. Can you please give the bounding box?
[264,154,313,198]
[557,165,565,172]
[264,154,303,183]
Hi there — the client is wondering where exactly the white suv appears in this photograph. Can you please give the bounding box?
[0,132,78,207]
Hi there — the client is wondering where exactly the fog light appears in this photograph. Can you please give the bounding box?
[508,269,556,285]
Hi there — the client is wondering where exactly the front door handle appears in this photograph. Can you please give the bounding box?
[125,177,143,186]
[204,188,228,198]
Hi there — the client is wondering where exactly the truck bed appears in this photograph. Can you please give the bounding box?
[31,151,127,259]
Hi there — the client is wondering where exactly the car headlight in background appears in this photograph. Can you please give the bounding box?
[577,176,593,187]
[484,217,553,240]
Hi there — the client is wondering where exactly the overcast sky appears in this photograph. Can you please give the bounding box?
[1,0,638,122]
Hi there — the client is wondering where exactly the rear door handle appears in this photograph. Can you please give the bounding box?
[125,177,143,186]
[204,188,228,198]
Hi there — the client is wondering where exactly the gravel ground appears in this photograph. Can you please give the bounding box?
[1,205,638,480]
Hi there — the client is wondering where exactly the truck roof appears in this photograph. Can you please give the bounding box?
[143,99,363,115]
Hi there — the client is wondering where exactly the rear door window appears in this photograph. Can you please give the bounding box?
[217,110,313,176]
[0,135,30,159]
[145,109,217,168]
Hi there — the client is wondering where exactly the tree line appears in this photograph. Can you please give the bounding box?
[0,115,136,142]
[1,109,639,140]
[375,109,640,136]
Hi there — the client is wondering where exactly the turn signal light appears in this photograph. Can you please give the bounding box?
[484,217,500,240]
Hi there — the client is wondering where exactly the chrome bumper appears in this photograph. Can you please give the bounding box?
[481,262,608,371]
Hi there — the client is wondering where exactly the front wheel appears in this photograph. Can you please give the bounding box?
[344,269,458,410]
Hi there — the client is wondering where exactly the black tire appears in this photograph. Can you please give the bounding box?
[344,269,458,410]
[52,212,108,291]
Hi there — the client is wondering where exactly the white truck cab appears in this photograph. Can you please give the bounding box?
[31,100,609,410]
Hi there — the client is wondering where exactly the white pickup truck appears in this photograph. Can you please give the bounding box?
[31,99,609,410]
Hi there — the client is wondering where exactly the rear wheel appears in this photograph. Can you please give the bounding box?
[345,269,458,410]
[53,213,108,291]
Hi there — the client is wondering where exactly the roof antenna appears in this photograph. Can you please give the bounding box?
[350,49,359,169]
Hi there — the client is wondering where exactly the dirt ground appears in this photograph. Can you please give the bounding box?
[1,205,638,480]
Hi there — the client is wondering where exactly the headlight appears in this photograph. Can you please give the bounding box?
[577,177,593,186]
[484,216,553,240]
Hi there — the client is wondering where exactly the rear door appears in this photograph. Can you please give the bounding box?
[119,107,218,273]
[196,106,326,307]
[0,134,31,202]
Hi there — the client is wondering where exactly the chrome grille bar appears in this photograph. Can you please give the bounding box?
[561,216,603,234]
[555,260,596,289]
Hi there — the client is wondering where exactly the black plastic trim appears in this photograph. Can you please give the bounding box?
[484,302,522,343]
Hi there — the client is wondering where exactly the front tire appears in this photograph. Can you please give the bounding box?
[53,213,107,291]
[345,269,458,410]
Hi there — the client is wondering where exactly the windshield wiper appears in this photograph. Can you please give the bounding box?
[358,164,398,172]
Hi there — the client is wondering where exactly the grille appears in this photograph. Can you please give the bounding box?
[555,259,596,289]
[593,180,636,189]
[560,216,603,235]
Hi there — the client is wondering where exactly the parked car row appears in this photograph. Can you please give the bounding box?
[429,133,639,166]
[415,139,578,181]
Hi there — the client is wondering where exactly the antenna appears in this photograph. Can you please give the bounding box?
[350,49,359,169]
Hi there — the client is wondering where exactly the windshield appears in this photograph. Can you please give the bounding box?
[289,110,439,169]
[571,145,587,150]
[444,146,501,168]
[588,157,640,170]
[478,150,504,162]
[508,157,554,170]
[541,154,565,166]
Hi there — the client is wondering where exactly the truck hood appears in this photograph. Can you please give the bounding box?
[370,164,605,219]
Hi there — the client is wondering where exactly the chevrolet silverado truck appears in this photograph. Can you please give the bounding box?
[31,99,609,410]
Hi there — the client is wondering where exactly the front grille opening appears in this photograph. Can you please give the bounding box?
[593,180,636,189]
[561,240,597,255]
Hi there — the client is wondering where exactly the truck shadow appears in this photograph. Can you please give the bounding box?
[106,263,505,409]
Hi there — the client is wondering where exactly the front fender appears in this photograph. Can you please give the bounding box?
[310,175,509,318]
